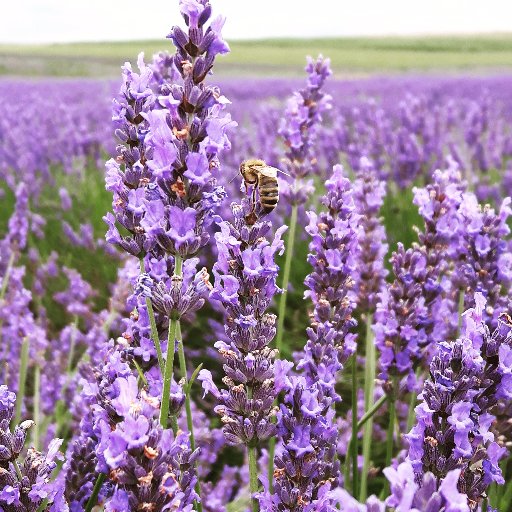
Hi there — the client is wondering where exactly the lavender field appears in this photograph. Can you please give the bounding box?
[3,1,512,512]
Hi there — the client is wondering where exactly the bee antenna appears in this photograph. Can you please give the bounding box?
[227,171,239,185]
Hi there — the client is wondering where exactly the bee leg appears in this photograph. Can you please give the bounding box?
[251,185,257,212]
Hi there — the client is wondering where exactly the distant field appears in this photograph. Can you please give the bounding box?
[3,34,512,77]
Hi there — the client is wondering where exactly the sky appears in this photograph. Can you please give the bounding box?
[3,0,512,44]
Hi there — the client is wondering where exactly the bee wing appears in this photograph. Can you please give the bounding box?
[258,166,279,178]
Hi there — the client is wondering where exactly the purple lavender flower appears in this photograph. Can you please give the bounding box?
[199,199,286,445]
[130,0,236,261]
[0,264,49,391]
[299,164,359,400]
[0,386,65,512]
[267,376,340,511]
[374,244,430,392]
[411,164,467,353]
[7,183,29,251]
[353,157,388,313]
[375,166,467,393]
[54,267,96,320]
[384,460,470,512]
[66,347,199,511]
[406,294,512,509]
[59,187,72,211]
[104,53,158,258]
[454,193,512,327]
[279,55,332,206]
[266,165,359,510]
[150,263,210,320]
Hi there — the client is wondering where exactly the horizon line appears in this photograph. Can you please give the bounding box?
[3,31,512,47]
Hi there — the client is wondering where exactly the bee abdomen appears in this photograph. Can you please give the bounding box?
[259,177,279,212]
[261,197,278,213]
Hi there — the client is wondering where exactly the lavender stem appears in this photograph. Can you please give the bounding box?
[176,305,203,511]
[360,313,375,501]
[275,202,299,356]
[159,293,179,427]
[133,359,148,388]
[13,336,29,427]
[351,353,359,496]
[457,288,465,336]
[248,446,260,512]
[406,367,421,431]
[65,315,79,375]
[13,459,23,481]
[33,363,41,450]
[501,469,512,510]
[357,394,387,429]
[0,250,15,299]
[84,473,106,512]
[0,250,16,370]
[139,256,164,374]
[382,383,397,498]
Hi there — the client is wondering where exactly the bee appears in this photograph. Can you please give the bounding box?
[240,159,285,216]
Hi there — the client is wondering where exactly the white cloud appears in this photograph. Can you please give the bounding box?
[2,0,512,44]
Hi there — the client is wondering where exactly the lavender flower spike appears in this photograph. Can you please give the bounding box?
[384,460,470,512]
[0,385,66,512]
[353,157,388,314]
[299,164,359,400]
[279,55,332,206]
[265,166,359,511]
[141,0,236,260]
[200,199,286,445]
[199,198,287,509]
[406,293,512,510]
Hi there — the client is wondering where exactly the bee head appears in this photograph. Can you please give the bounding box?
[240,159,265,183]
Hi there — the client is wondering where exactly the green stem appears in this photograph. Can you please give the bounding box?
[168,256,202,511]
[345,393,388,494]
[84,473,106,512]
[133,359,148,387]
[140,256,164,374]
[344,438,351,492]
[381,388,397,499]
[102,309,117,335]
[177,322,202,512]
[268,202,298,489]
[500,465,512,510]
[66,316,79,375]
[13,460,23,481]
[14,337,30,427]
[357,394,387,430]
[248,446,260,512]
[385,399,396,465]
[406,367,422,432]
[36,499,49,512]
[54,317,79,437]
[360,314,375,501]
[0,251,15,300]
[351,353,359,497]
[275,203,298,356]
[159,313,178,427]
[496,458,507,506]
[33,364,41,450]
[177,326,193,443]
[267,437,275,494]
[457,288,465,336]
[0,250,16,372]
